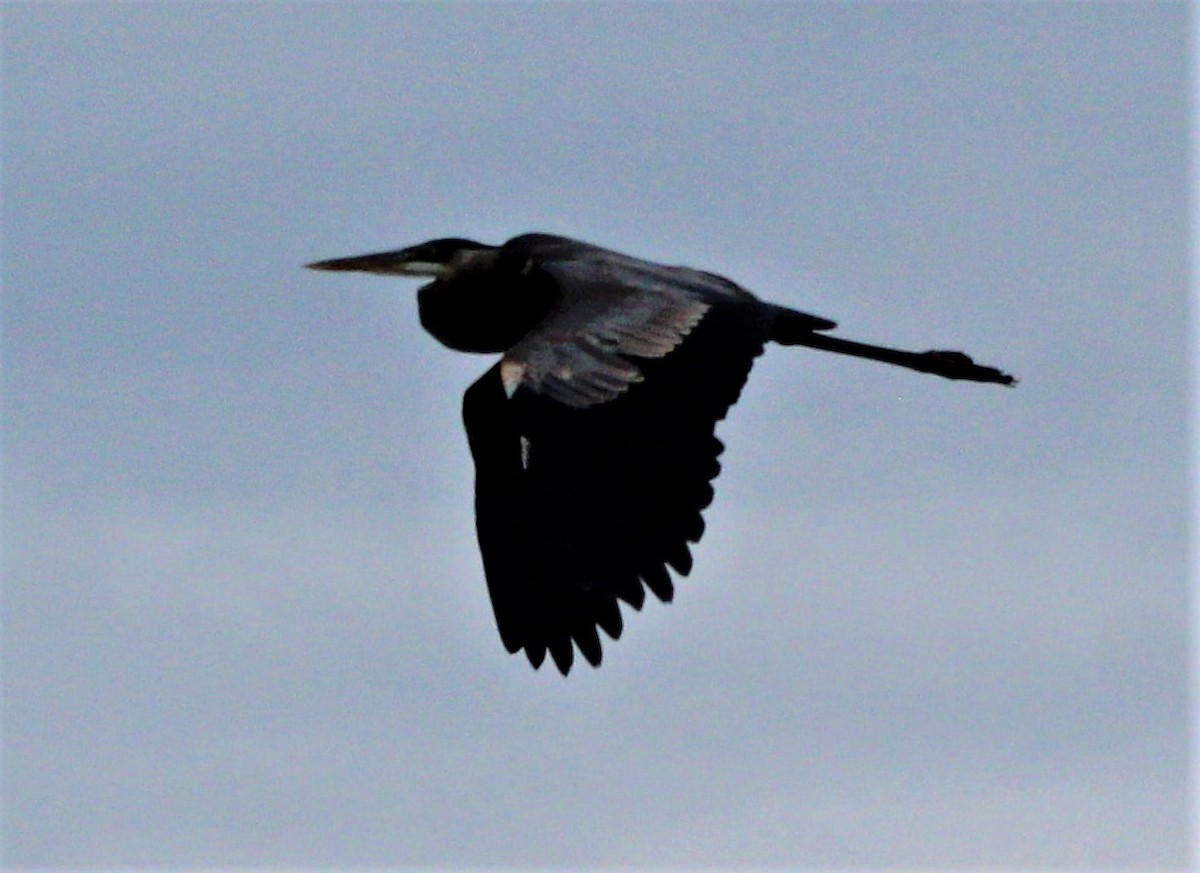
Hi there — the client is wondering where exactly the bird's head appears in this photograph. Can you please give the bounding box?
[307,237,493,279]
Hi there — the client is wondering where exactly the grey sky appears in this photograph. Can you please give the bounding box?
[2,3,1191,868]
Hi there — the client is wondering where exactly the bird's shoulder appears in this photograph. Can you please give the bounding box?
[504,233,754,302]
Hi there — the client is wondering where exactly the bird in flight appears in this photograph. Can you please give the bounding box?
[308,233,1014,675]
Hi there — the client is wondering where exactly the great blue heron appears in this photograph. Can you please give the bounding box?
[308,233,1014,674]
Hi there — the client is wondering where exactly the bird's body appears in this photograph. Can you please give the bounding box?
[308,233,1014,674]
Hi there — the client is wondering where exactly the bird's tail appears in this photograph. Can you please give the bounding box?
[768,305,838,341]
[768,304,1016,386]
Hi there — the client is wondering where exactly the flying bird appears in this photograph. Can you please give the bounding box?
[308,233,1014,674]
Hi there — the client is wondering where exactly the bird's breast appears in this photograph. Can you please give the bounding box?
[418,278,557,354]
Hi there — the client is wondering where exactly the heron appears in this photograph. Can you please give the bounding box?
[308,233,1014,674]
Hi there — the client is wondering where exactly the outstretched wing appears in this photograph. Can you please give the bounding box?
[463,300,772,674]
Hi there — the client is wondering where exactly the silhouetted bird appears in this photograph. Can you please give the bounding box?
[308,233,1014,674]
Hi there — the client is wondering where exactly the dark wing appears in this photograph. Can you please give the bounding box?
[462,299,773,674]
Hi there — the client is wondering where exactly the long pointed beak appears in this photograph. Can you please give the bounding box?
[305,249,447,277]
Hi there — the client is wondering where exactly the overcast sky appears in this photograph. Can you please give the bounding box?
[3,3,1192,868]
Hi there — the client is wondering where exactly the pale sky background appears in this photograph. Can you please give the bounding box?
[2,3,1191,868]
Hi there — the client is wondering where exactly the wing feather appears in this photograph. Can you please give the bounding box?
[500,257,719,408]
[463,298,772,673]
